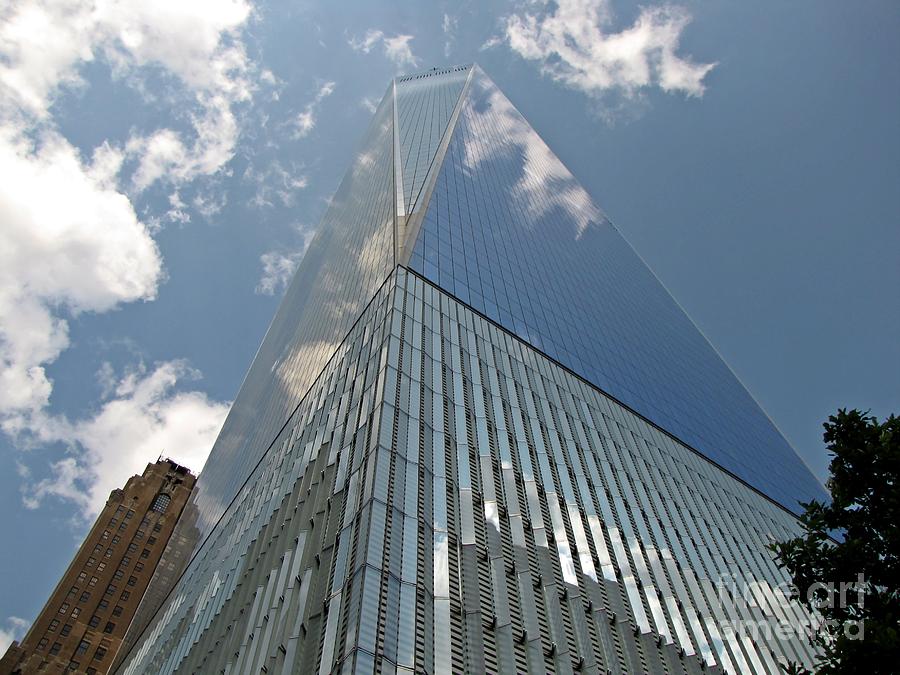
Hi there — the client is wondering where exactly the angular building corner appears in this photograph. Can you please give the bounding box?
[114,65,823,674]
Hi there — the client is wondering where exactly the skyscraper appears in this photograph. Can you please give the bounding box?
[0,460,195,675]
[115,65,825,674]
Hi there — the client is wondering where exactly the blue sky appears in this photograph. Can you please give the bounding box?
[1,0,898,648]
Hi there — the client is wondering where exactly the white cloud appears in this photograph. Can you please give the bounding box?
[22,360,229,518]
[255,226,315,295]
[348,29,381,54]
[127,128,189,191]
[260,69,277,86]
[96,361,118,399]
[383,35,418,68]
[359,96,379,114]
[0,0,252,118]
[0,0,256,193]
[503,0,715,99]
[166,190,191,224]
[0,127,163,427]
[245,161,309,209]
[0,616,29,653]
[294,110,316,138]
[0,132,230,517]
[0,0,248,518]
[126,89,246,192]
[291,80,336,139]
[480,35,503,51]
[349,29,418,69]
[192,187,228,220]
[442,14,458,58]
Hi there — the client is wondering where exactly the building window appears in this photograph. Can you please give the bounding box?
[120,590,130,601]
[76,640,90,655]
[153,523,162,533]
[118,522,127,531]
[89,615,100,628]
[125,510,134,520]
[104,584,116,596]
[134,562,144,572]
[104,548,113,558]
[49,642,62,655]
[88,576,98,587]
[97,562,106,572]
[127,543,138,553]
[148,536,157,545]
[37,638,48,650]
[77,572,87,583]
[150,493,171,513]
[127,576,137,587]
[103,622,115,634]
[112,605,123,617]
[48,619,59,632]
[68,661,80,671]
[86,557,96,567]
[98,600,109,610]
[140,549,150,559]
[113,570,124,581]
[79,591,90,602]
[92,544,102,554]
[93,646,108,660]
[115,505,124,514]
[87,669,98,675]
[101,530,110,540]
[58,603,69,614]
[70,608,80,619]
[60,624,72,637]
[108,518,117,527]
[111,535,120,545]
[121,556,131,566]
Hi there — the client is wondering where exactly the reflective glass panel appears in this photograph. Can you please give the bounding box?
[407,66,825,512]
[395,66,469,215]
[193,83,397,532]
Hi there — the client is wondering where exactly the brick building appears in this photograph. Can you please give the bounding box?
[0,459,195,674]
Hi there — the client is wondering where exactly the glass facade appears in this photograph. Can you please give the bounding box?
[190,83,396,534]
[407,66,825,513]
[118,66,822,674]
[395,66,469,216]
[117,271,816,675]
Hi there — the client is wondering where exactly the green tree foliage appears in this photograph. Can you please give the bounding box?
[769,409,899,673]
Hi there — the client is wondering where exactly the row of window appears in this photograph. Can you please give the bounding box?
[99,528,159,545]
[64,567,143,605]
[33,503,166,665]
[116,501,166,518]
[110,509,166,530]
[38,616,117,645]
[46,607,122,633]
[35,636,108,663]
[90,533,156,562]
[55,599,127,618]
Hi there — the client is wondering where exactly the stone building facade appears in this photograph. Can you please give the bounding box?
[0,459,195,675]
